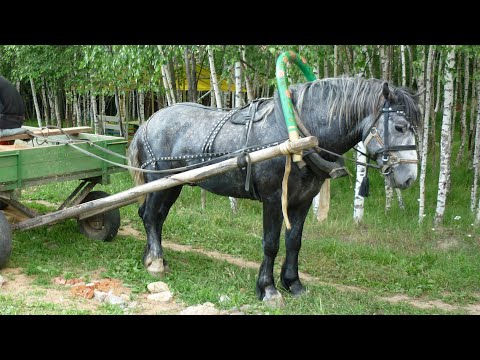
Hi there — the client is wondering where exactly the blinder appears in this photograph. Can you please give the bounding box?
[363,100,418,175]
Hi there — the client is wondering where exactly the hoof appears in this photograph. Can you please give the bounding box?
[146,258,165,278]
[289,281,306,297]
[262,286,284,307]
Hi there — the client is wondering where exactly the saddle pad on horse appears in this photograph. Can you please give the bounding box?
[229,98,274,125]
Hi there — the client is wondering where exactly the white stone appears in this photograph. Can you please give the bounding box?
[147,291,173,303]
[93,289,108,302]
[0,275,5,286]
[106,293,127,308]
[219,295,231,303]
[147,281,170,294]
[179,302,220,315]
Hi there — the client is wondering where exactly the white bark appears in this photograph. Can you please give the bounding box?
[434,52,444,114]
[53,90,61,128]
[385,182,393,213]
[138,91,145,124]
[333,45,338,77]
[29,77,42,128]
[380,45,388,80]
[434,46,456,225]
[207,46,223,108]
[353,141,367,224]
[157,46,176,105]
[401,45,407,87]
[90,92,98,134]
[471,70,480,213]
[416,46,426,152]
[47,85,56,125]
[235,61,243,107]
[419,46,434,224]
[323,49,329,78]
[40,80,50,126]
[395,189,406,210]
[161,66,173,106]
[240,46,254,102]
[456,55,470,165]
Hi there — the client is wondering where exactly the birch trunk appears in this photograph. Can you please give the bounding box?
[432,52,444,170]
[385,182,393,213]
[353,141,367,224]
[241,46,254,102]
[161,66,173,106]
[456,55,470,165]
[469,58,477,155]
[91,92,99,134]
[29,77,42,128]
[407,46,414,87]
[419,46,434,224]
[416,46,426,152]
[47,84,56,125]
[235,61,243,107]
[138,91,145,124]
[157,46,176,105]
[434,46,456,225]
[333,45,338,77]
[401,45,407,87]
[380,45,388,79]
[323,48,329,78]
[40,80,50,126]
[471,66,480,213]
[207,46,223,108]
[395,189,406,210]
[53,89,61,128]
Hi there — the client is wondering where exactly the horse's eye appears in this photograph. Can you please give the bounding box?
[395,125,405,133]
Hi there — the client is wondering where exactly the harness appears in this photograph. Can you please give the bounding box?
[363,100,418,175]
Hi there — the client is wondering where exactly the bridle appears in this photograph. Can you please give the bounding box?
[363,100,418,176]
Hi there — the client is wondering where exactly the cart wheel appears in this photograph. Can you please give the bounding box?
[77,191,120,242]
[0,200,7,210]
[0,211,12,269]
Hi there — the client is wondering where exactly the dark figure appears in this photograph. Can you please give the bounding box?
[0,76,27,145]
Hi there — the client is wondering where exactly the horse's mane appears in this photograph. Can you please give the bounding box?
[290,76,422,130]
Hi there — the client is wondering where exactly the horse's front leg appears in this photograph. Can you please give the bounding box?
[139,187,182,277]
[280,200,311,296]
[256,199,283,303]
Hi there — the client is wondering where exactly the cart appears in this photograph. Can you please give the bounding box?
[0,127,127,267]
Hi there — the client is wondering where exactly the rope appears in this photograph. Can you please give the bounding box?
[281,154,292,230]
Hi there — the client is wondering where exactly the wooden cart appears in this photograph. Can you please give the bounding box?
[0,127,127,267]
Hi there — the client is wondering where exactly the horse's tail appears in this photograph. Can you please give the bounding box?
[127,130,146,204]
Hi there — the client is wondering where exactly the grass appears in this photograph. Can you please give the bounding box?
[2,121,480,314]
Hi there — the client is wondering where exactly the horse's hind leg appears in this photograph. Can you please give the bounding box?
[138,186,182,277]
[256,199,283,303]
[280,201,311,296]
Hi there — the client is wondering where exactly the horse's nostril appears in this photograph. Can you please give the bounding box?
[406,177,414,187]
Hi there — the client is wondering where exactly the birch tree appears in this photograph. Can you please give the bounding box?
[401,45,407,87]
[353,142,367,224]
[471,61,480,213]
[29,77,42,127]
[419,46,434,224]
[434,45,456,225]
[456,53,470,165]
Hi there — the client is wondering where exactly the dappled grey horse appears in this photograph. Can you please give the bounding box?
[128,77,421,302]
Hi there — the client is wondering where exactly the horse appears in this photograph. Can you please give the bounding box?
[127,76,421,302]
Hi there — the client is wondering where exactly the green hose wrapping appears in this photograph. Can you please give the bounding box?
[275,51,316,162]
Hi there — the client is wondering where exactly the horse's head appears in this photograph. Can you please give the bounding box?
[363,82,421,189]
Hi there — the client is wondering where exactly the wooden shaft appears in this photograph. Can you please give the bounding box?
[12,137,318,231]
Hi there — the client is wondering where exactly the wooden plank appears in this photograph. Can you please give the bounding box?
[0,126,93,142]
[12,136,318,231]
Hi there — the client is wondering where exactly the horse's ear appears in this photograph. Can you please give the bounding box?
[382,82,390,100]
